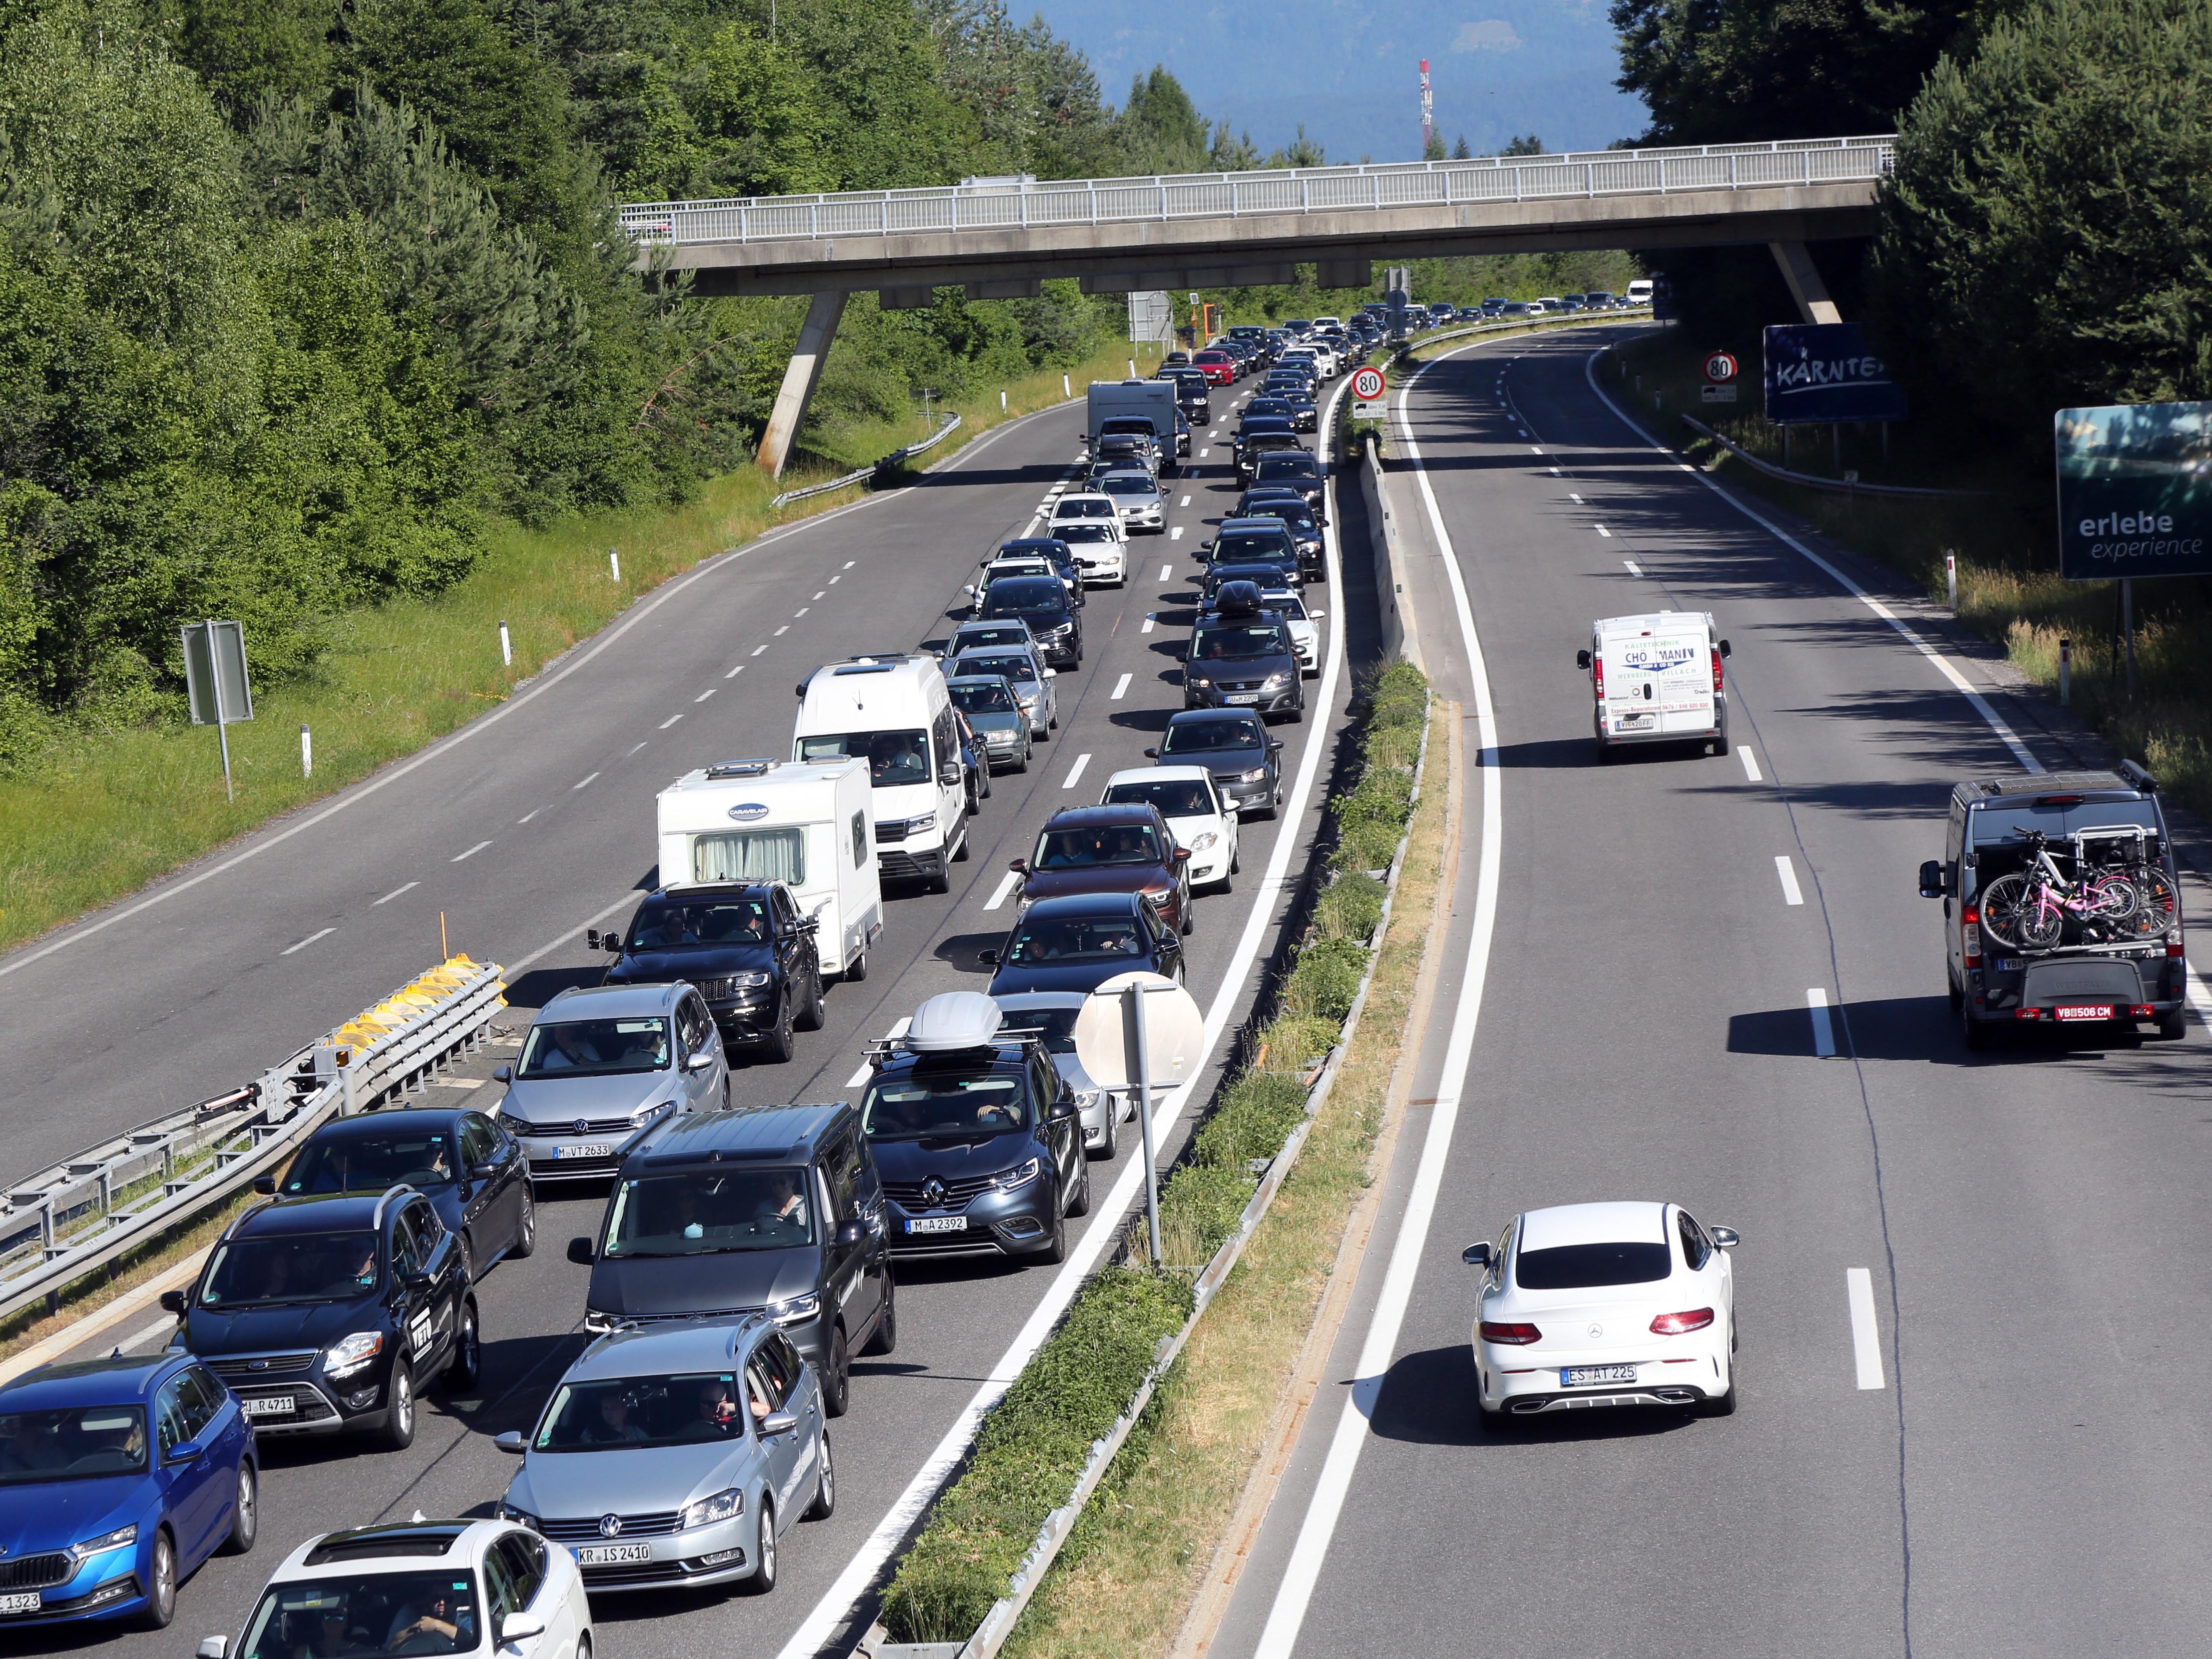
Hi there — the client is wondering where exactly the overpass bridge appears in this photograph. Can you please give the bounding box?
[622,135,1895,472]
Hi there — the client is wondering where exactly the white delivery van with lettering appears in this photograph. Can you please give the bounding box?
[656,756,883,978]
[1576,611,1732,760]
[793,653,971,893]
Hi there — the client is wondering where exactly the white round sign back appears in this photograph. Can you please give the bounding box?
[1074,973,1205,1091]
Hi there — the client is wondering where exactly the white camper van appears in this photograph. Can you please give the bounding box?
[793,654,971,891]
[1625,278,1654,306]
[1576,611,1732,760]
[656,757,882,978]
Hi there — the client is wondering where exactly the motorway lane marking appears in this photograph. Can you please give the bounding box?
[1623,560,1643,577]
[1061,753,1092,789]
[1528,445,1542,455]
[1582,349,2046,776]
[1738,745,1762,781]
[793,607,809,618]
[1847,1268,1887,1388]
[659,714,683,729]
[1160,563,1175,581]
[772,372,1358,1659]
[1775,855,1806,906]
[1250,357,1505,1659]
[1181,495,1192,507]
[984,871,1021,911]
[1550,467,1562,477]
[504,892,655,976]
[1596,525,1612,538]
[693,690,714,702]
[280,927,335,956]
[1808,987,1837,1056]
[1199,448,1210,458]
[724,664,744,678]
[373,883,419,905]
[452,841,493,863]
[844,1016,918,1087]
[773,625,790,636]
[1142,614,1156,633]
[828,574,842,584]
[751,644,770,656]
[626,741,648,756]
[1570,493,1584,503]
[1111,673,1133,700]
[1171,525,1184,540]
[813,591,825,600]
[843,560,855,568]
[572,772,599,790]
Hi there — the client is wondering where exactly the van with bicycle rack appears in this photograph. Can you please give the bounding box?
[1917,763,2187,1048]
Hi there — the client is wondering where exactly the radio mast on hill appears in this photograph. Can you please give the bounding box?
[1420,59,1434,155]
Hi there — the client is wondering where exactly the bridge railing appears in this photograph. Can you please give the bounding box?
[618,136,1895,248]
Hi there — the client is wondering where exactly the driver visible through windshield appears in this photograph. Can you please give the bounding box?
[200,1233,379,1306]
[862,1074,1027,1140]
[1033,824,1163,868]
[1162,719,1264,754]
[531,1371,748,1450]
[284,1132,453,1195]
[517,1017,670,1078]
[627,898,769,950]
[797,729,931,787]
[0,1406,149,1483]
[602,1168,814,1257]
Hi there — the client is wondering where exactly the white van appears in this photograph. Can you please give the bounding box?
[793,654,971,891]
[656,757,882,978]
[1625,278,1654,305]
[1576,611,1731,760]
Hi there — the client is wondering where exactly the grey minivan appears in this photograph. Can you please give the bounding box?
[568,1104,893,1417]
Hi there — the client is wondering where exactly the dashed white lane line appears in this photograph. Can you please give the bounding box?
[1061,753,1092,789]
[1159,563,1174,581]
[1808,987,1837,1056]
[1199,448,1210,459]
[843,1016,914,1088]
[1180,496,1192,507]
[751,644,770,656]
[1110,673,1133,700]
[281,927,336,957]
[1623,560,1643,577]
[773,625,790,636]
[812,591,825,601]
[983,870,1021,912]
[828,575,842,584]
[1550,467,1562,477]
[1170,525,1184,541]
[694,690,715,703]
[1775,855,1806,906]
[452,840,493,863]
[1570,492,1584,502]
[659,714,684,729]
[793,608,809,618]
[372,883,418,906]
[626,741,648,756]
[1738,745,1762,781]
[842,560,855,569]
[573,772,600,790]
[1142,614,1156,634]
[724,664,745,679]
[1595,525,1612,538]
[1847,1268,1887,1389]
[1529,445,1543,455]
[517,807,540,823]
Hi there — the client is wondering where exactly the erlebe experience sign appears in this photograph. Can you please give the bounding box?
[2054,398,2212,581]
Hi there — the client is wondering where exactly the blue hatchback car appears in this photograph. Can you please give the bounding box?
[0,1351,256,1630]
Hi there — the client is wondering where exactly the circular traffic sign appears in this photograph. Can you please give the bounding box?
[1350,366,1388,401]
[1702,350,1739,383]
[1074,973,1205,1092]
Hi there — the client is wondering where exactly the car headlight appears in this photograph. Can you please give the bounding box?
[767,1292,820,1326]
[1261,672,1290,691]
[632,1097,677,1125]
[1189,676,1213,689]
[1190,831,1219,852]
[726,971,773,990]
[1074,1088,1102,1112]
[497,1503,543,1532]
[324,1331,385,1380]
[993,1157,1042,1191]
[905,812,937,835]
[680,1487,746,1530]
[1236,766,1268,783]
[70,1524,137,1562]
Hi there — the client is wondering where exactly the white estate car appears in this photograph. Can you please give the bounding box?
[1463,1200,1738,1422]
[1052,518,1126,586]
[203,1518,592,1659]
[1258,587,1321,676]
[1096,469,1167,534]
[1098,766,1238,891]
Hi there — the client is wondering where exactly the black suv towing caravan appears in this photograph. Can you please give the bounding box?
[1918,763,2188,1048]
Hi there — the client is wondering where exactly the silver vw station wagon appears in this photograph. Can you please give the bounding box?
[494,1314,830,1595]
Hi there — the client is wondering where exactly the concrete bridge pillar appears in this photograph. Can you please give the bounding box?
[1768,242,1844,325]
[757,289,848,479]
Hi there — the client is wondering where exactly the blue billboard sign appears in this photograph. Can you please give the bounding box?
[1762,323,1909,425]
[2054,399,2212,581]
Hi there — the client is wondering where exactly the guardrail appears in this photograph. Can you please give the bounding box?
[771,412,963,509]
[0,958,507,1325]
[620,136,1895,248]
[1676,411,1988,499]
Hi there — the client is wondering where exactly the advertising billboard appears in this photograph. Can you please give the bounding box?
[2054,398,2212,581]
[1761,323,1909,425]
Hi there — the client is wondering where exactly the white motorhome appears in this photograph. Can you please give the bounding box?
[1086,380,1178,463]
[655,757,882,978]
[793,654,971,891]
[1576,611,1731,760]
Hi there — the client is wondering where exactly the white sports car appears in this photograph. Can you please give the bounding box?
[1464,1200,1738,1422]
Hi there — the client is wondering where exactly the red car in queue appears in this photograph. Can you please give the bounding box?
[1007,803,1194,936]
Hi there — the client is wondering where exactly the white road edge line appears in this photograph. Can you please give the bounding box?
[372,883,418,906]
[982,871,1021,912]
[1775,855,1806,906]
[770,373,1357,1659]
[1847,1267,1887,1389]
[280,927,335,957]
[1738,745,1762,782]
[1110,673,1133,701]
[1061,753,1092,789]
[1809,986,1837,1057]
[1250,341,1507,1659]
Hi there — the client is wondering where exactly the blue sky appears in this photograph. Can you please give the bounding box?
[1026,0,1652,164]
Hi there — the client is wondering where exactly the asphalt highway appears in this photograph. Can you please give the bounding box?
[1208,327,2212,1659]
[5,380,1376,1657]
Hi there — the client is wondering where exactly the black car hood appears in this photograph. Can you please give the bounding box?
[610,944,775,983]
[989,959,1165,996]
[869,1131,1037,1184]
[587,1245,816,1317]
[185,1296,382,1356]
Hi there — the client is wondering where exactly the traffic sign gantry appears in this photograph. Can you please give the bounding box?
[1350,366,1388,402]
[1702,350,1738,383]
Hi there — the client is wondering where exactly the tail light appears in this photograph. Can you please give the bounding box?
[1591,657,1605,702]
[1962,905,1981,971]
[1650,1308,1714,1335]
[1479,1321,1542,1346]
[2167,928,2185,960]
[1711,647,1725,693]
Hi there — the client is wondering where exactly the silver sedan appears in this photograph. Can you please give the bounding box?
[1097,470,1167,533]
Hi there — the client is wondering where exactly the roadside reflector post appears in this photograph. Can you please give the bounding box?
[2060,638,2071,705]
[301,724,312,778]
[609,547,621,582]
[1000,389,1008,411]
[499,620,513,667]
[1063,373,1071,398]
[1127,358,1136,378]
[1946,551,1957,613]
[1128,982,1162,1268]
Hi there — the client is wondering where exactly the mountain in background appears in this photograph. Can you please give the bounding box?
[1019,0,1649,165]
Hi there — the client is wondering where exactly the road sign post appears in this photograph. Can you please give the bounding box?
[1700,349,1739,405]
[180,620,253,801]
[1075,973,1203,1268]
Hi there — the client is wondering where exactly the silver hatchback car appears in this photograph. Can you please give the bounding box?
[495,1314,830,1595]
[494,983,729,1183]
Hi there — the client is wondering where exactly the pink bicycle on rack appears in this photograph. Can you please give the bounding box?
[1976,829,2176,951]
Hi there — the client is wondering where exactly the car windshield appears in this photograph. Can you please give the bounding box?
[285,1132,455,1196]
[1193,623,1288,661]
[1002,1005,1079,1051]
[797,729,932,787]
[628,898,769,949]
[1034,823,1163,868]
[1099,475,1154,497]
[983,580,1066,615]
[1262,593,1308,620]
[532,1372,748,1452]
[1255,456,1320,482]
[1104,779,1214,816]
[240,1569,483,1659]
[1054,499,1115,520]
[1163,719,1261,755]
[1515,1241,1673,1290]
[201,1233,379,1307]
[953,654,1038,687]
[602,1168,815,1257]
[951,680,1019,714]
[862,1072,1028,1139]
[1249,502,1315,529]
[1214,534,1292,563]
[1249,401,1291,417]
[518,1016,670,1078]
[952,624,1029,651]
[1057,523,1115,544]
[0,1406,149,1484]
[1005,914,1149,963]
[984,562,1049,585]
[1101,419,1156,438]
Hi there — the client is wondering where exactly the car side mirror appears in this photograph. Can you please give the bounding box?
[1719,639,1733,658]
[199,1638,231,1659]
[1710,1226,1740,1249]
[1050,1095,1078,1120]
[940,765,962,786]
[471,1162,500,1180]
[1143,747,1158,759]
[566,1237,595,1266]
[166,1439,205,1465]
[834,1217,866,1248]
[1311,609,1326,618]
[161,1289,189,1315]
[495,1430,526,1455]
[977,948,1000,967]
[500,1612,547,1647]
[251,1174,276,1196]
[1267,738,1283,752]
[1009,859,1029,875]
[962,584,977,597]
[1462,1241,1494,1269]
[684,1051,714,1073]
[493,1065,513,1083]
[1918,860,1946,899]
[404,1272,433,1292]
[1044,668,1058,679]
[1172,847,1191,863]
[1576,648,1592,670]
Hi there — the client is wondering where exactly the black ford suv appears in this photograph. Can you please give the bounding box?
[569,1103,893,1417]
[1919,763,2188,1048]
[594,882,825,1062]
[164,1188,476,1450]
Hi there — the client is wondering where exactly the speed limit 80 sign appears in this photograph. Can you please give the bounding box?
[1350,366,1388,401]
[1702,350,1738,384]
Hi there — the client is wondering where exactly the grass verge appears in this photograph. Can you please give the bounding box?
[1607,329,2212,823]
[0,343,1138,959]
[877,662,1431,1646]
